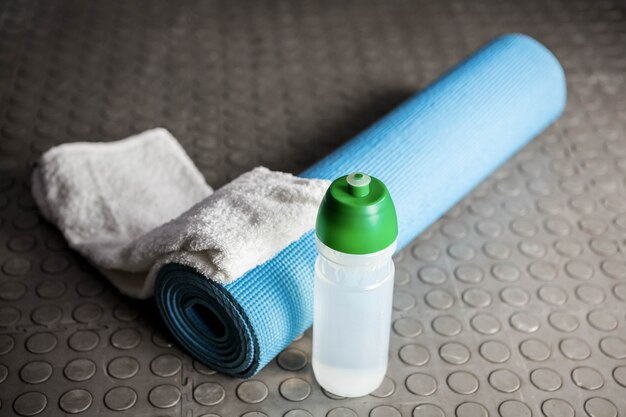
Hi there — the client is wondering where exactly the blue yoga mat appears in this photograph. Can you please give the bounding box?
[155,33,567,377]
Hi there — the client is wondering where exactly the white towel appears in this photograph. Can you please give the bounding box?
[31,128,330,299]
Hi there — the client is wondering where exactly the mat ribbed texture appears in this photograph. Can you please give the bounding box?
[155,34,567,377]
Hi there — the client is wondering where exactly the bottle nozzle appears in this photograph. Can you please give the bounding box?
[347,172,371,197]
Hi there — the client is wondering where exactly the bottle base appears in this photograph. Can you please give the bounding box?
[313,359,386,398]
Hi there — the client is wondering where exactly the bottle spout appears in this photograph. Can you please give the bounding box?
[346,172,370,197]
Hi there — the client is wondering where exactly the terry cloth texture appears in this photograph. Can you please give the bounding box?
[155,34,567,377]
[32,128,330,299]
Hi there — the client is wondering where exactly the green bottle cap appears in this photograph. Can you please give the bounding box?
[316,172,398,254]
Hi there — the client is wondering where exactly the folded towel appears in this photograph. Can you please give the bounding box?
[32,128,330,299]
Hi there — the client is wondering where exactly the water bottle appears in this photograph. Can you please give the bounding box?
[312,172,398,397]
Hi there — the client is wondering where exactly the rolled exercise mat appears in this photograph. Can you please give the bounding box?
[155,33,567,377]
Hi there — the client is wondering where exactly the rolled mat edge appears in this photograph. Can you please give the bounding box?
[155,33,566,377]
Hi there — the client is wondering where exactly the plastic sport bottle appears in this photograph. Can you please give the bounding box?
[312,172,398,397]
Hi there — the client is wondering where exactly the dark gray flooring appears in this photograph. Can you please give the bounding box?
[1,0,625,416]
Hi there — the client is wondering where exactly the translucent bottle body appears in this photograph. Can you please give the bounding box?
[312,238,396,397]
